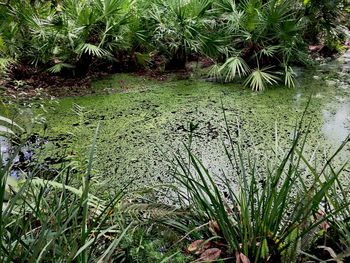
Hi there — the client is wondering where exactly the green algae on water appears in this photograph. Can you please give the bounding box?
[39,70,350,189]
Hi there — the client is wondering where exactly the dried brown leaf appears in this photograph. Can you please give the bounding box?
[199,248,222,262]
[188,240,211,255]
[239,253,250,263]
[235,251,251,263]
[316,209,330,231]
[208,220,220,236]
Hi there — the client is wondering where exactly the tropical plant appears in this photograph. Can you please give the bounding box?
[0,36,13,74]
[244,66,280,91]
[0,0,133,75]
[0,106,192,262]
[0,0,348,88]
[206,0,308,90]
[303,0,349,45]
[145,0,214,69]
[320,160,350,261]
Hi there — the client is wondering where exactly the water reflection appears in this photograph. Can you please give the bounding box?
[322,103,350,144]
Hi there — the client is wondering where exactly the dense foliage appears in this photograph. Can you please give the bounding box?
[0,0,349,90]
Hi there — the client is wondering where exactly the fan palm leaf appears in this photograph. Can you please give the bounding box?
[244,66,280,91]
[77,43,111,58]
[220,56,250,82]
[284,65,296,88]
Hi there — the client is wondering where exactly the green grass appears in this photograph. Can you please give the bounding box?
[0,124,130,262]
[168,110,350,262]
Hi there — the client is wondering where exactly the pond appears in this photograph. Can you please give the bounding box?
[40,53,350,189]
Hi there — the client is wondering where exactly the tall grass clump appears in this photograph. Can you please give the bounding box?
[0,120,130,262]
[171,115,350,262]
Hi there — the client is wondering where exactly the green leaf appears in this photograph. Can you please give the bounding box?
[284,65,296,88]
[220,56,250,81]
[77,43,111,58]
[47,63,75,73]
[244,67,280,91]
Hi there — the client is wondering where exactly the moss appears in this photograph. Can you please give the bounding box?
[38,70,350,189]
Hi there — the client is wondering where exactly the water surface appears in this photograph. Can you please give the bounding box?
[40,53,350,188]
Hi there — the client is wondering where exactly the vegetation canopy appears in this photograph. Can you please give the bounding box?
[0,0,349,90]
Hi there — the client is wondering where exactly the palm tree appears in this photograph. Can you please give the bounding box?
[0,0,133,76]
[146,0,213,70]
[208,0,308,90]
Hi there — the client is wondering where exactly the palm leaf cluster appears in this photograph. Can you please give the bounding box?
[0,0,348,87]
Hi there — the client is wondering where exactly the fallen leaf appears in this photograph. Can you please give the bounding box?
[188,240,211,255]
[318,246,340,262]
[316,209,330,231]
[199,248,222,262]
[239,253,250,263]
[235,251,251,263]
[208,220,220,236]
[235,251,240,263]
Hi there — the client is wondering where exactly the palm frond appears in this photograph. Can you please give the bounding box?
[244,67,280,91]
[258,45,281,58]
[0,36,6,53]
[0,58,13,73]
[284,65,296,88]
[47,63,75,73]
[208,63,222,80]
[77,43,111,58]
[220,56,250,82]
